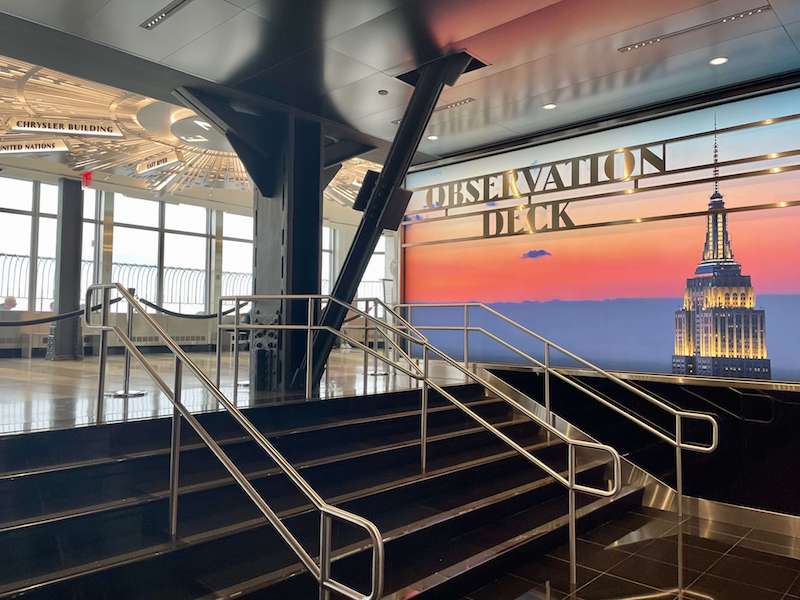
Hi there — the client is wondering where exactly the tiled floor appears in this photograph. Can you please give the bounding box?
[0,349,467,434]
[463,507,800,599]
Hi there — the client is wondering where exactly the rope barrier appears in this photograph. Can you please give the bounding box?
[138,298,246,320]
[0,297,123,327]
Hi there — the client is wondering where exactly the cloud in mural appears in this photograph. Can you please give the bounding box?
[521,249,551,260]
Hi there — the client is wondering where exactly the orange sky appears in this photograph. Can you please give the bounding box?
[404,174,800,303]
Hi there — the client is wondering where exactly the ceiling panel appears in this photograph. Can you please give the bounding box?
[770,0,800,25]
[324,72,414,122]
[86,0,241,62]
[0,0,109,36]
[236,47,377,113]
[162,9,306,84]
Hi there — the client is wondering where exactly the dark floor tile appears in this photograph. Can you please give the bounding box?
[608,554,702,591]
[547,539,631,573]
[727,539,800,572]
[746,529,800,548]
[707,553,798,593]
[467,573,571,600]
[688,573,784,600]
[669,530,740,555]
[680,515,751,538]
[509,555,601,593]
[574,573,660,599]
[627,506,680,524]
[638,537,723,572]
[785,571,800,596]
[580,517,674,551]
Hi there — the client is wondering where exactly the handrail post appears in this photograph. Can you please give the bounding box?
[421,344,429,474]
[319,512,332,600]
[169,356,182,539]
[96,286,110,423]
[675,415,683,518]
[463,304,469,368]
[110,288,145,399]
[544,342,551,424]
[306,298,314,400]
[363,300,369,392]
[233,299,240,402]
[215,297,223,388]
[568,444,577,590]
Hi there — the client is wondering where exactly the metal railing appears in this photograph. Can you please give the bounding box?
[221,293,622,588]
[394,302,719,516]
[84,284,384,600]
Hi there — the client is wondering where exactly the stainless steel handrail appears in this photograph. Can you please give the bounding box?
[393,301,720,519]
[223,293,622,589]
[85,284,384,600]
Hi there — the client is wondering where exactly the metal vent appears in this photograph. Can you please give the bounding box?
[140,0,197,30]
[618,4,771,52]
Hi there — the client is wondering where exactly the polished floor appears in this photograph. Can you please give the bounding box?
[463,507,800,600]
[0,348,467,434]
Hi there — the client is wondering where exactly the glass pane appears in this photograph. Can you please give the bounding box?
[39,183,59,215]
[0,212,32,310]
[321,250,332,295]
[35,217,57,311]
[374,235,386,252]
[81,221,97,302]
[221,240,253,307]
[163,233,207,313]
[165,203,207,234]
[83,189,97,220]
[112,226,158,311]
[114,195,159,227]
[322,226,332,251]
[0,177,33,211]
[223,213,253,240]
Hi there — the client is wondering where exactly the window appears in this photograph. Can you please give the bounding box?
[165,202,206,233]
[0,177,32,211]
[112,226,159,308]
[221,212,254,308]
[358,235,387,300]
[114,195,159,227]
[35,216,57,311]
[322,226,334,295]
[163,233,207,313]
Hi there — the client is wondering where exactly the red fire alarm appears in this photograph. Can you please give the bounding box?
[81,171,93,189]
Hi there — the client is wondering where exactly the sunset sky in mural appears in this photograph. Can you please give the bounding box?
[404,174,800,303]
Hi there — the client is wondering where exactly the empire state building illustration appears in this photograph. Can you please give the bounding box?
[672,130,770,379]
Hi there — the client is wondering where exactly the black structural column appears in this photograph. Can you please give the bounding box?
[174,88,323,394]
[309,52,471,384]
[51,177,84,360]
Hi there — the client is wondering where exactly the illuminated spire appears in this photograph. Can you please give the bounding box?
[713,114,720,196]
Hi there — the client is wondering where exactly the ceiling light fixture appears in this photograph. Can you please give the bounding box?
[542,103,557,110]
[391,97,475,124]
[377,89,389,96]
[618,4,770,53]
[140,0,197,30]
[426,135,438,141]
[709,56,729,66]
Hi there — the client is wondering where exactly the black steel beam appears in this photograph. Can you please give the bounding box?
[307,52,471,384]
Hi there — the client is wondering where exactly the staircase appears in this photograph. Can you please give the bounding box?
[0,287,702,599]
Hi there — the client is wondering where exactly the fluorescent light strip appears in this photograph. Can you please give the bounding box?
[392,97,475,124]
[618,4,771,53]
[140,0,197,30]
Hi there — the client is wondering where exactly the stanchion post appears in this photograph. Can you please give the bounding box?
[568,444,577,590]
[215,297,223,388]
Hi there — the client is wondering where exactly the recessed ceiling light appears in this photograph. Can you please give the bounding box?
[709,57,729,66]
[426,135,439,141]
[542,103,557,110]
[377,89,389,96]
